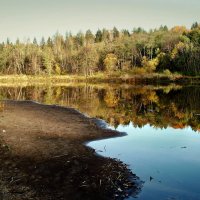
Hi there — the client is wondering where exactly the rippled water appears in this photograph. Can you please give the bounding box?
[1,83,200,199]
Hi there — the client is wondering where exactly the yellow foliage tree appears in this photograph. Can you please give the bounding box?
[171,42,187,59]
[104,53,118,73]
[171,26,188,34]
[142,56,159,73]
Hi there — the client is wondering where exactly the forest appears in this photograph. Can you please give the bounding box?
[0,22,200,77]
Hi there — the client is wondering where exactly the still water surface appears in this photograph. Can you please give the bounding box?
[89,124,200,200]
[1,83,200,199]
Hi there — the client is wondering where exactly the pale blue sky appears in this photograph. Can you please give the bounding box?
[0,0,199,42]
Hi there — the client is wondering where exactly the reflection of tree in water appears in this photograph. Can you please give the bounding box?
[0,84,200,132]
[0,101,5,111]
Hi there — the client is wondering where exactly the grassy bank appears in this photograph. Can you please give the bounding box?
[0,72,200,85]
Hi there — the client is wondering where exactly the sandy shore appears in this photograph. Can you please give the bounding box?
[0,101,140,200]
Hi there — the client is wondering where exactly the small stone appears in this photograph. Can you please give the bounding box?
[150,176,154,181]
[2,130,6,133]
[117,187,123,192]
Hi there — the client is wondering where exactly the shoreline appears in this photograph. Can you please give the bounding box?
[0,74,200,85]
[0,100,141,200]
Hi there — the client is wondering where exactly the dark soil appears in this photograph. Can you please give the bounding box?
[0,101,141,200]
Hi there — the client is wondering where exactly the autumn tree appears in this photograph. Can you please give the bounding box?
[42,47,54,75]
[104,53,118,73]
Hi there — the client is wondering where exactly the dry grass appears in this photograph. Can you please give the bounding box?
[0,72,196,86]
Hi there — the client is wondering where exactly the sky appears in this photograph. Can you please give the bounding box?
[0,0,199,42]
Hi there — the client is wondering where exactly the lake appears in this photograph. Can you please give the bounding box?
[1,83,200,199]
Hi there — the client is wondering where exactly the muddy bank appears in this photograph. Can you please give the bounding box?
[0,101,141,200]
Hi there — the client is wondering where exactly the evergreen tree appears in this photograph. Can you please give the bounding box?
[113,27,120,39]
[85,29,94,44]
[33,37,38,45]
[40,37,46,47]
[95,29,102,43]
[191,22,199,30]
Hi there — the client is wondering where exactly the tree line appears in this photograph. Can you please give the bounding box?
[0,22,200,76]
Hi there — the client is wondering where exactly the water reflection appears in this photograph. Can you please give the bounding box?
[1,83,200,199]
[0,84,200,132]
[89,124,200,200]
[0,101,4,111]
